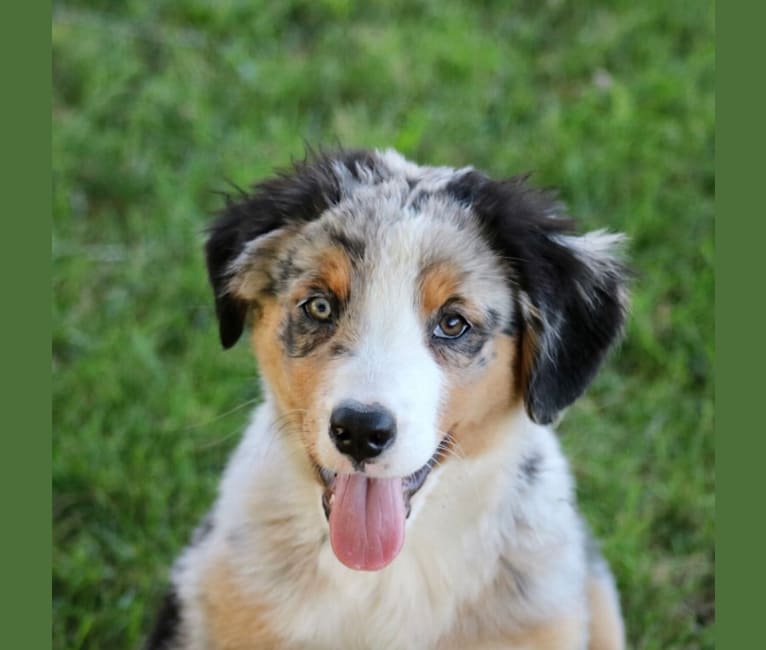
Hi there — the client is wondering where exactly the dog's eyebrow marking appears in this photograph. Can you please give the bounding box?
[318,247,354,302]
[419,261,463,318]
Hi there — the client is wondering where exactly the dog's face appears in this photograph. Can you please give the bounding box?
[205,149,628,571]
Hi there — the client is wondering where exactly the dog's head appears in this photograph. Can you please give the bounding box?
[205,149,628,570]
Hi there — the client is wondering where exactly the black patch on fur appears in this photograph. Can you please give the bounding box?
[486,308,502,332]
[144,588,181,650]
[519,452,543,485]
[326,226,366,262]
[281,311,337,357]
[445,171,627,425]
[273,253,305,293]
[205,149,377,348]
[408,189,433,211]
[341,149,382,182]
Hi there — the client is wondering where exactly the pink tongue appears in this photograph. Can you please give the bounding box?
[329,474,406,571]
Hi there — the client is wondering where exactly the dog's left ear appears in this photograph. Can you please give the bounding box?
[205,187,307,349]
[447,172,629,425]
[205,149,379,349]
[204,156,341,349]
[204,202,258,349]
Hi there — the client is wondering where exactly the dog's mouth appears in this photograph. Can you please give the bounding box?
[314,441,445,572]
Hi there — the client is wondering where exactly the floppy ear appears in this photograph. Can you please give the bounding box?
[204,149,377,348]
[205,204,253,349]
[446,172,629,425]
[518,230,628,424]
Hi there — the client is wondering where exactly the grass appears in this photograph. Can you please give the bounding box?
[52,1,714,648]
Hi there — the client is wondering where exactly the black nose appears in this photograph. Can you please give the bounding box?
[329,401,397,465]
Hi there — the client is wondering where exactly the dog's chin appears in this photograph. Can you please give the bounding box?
[314,445,442,572]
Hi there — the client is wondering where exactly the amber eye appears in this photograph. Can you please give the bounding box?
[303,296,334,322]
[433,313,470,339]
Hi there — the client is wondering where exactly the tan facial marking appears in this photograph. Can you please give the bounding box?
[201,562,283,649]
[439,334,518,458]
[251,300,328,456]
[419,261,463,318]
[512,296,543,399]
[317,246,352,301]
[515,323,539,403]
[251,301,292,410]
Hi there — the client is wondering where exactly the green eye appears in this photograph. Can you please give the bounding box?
[433,313,470,339]
[303,296,334,322]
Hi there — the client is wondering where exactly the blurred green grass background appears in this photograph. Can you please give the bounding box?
[52,1,714,648]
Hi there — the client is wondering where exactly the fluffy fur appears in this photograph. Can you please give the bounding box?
[146,149,629,649]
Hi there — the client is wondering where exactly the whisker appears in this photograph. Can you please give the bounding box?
[435,430,466,463]
[196,425,249,450]
[184,398,261,433]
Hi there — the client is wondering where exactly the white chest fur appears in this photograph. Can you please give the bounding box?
[174,402,587,650]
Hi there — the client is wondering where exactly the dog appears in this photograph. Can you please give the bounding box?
[146,149,628,649]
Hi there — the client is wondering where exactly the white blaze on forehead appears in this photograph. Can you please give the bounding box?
[318,216,444,479]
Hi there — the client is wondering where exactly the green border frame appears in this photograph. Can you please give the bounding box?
[5,0,752,646]
[1,0,52,647]
[717,0,762,647]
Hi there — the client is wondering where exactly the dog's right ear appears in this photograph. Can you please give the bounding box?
[205,150,377,349]
[446,170,629,425]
